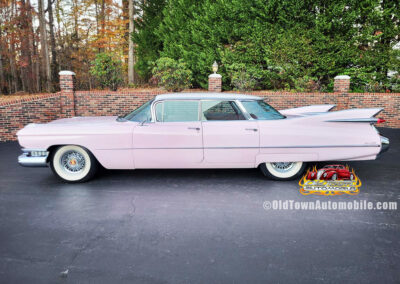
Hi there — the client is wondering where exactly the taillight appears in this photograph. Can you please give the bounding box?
[376,118,386,124]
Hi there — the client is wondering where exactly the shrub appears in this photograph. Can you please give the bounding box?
[226,63,262,91]
[90,53,123,91]
[152,57,192,91]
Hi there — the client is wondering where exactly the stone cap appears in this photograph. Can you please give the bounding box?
[209,73,222,78]
[59,70,76,76]
[334,75,350,80]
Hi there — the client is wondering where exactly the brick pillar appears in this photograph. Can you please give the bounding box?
[59,71,76,117]
[208,73,222,92]
[334,75,350,93]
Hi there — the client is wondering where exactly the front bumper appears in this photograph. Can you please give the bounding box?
[377,135,389,157]
[18,149,49,167]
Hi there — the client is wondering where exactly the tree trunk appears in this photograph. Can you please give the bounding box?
[101,0,106,52]
[38,0,52,92]
[0,26,5,94]
[128,0,135,84]
[27,0,38,93]
[0,52,5,94]
[122,0,129,64]
[48,0,59,88]
[19,0,34,92]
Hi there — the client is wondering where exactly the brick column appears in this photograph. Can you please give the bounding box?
[208,73,222,92]
[334,75,350,93]
[59,70,76,117]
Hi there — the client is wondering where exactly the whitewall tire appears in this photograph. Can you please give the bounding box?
[260,162,306,181]
[50,145,98,183]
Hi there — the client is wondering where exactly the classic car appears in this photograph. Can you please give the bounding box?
[17,93,389,183]
[307,164,354,181]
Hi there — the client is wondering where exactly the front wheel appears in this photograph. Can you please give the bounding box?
[50,145,98,183]
[260,162,306,181]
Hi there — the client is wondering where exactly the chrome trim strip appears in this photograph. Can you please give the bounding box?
[97,144,380,150]
[18,153,48,167]
[326,118,379,123]
[21,148,48,153]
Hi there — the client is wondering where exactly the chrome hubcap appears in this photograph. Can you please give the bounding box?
[270,162,294,173]
[61,151,86,173]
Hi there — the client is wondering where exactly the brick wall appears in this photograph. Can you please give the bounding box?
[246,91,399,128]
[0,93,63,142]
[0,90,399,142]
[74,90,165,116]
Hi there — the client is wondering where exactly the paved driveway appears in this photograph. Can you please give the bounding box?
[0,128,399,283]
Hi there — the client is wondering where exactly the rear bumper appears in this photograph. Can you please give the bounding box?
[377,136,389,157]
[18,149,49,167]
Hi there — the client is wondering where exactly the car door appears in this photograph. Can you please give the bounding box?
[133,100,203,168]
[201,100,259,165]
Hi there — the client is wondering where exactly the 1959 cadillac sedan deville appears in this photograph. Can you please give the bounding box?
[17,93,389,183]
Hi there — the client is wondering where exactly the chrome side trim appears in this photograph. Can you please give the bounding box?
[18,153,48,167]
[97,144,380,150]
[21,148,48,153]
[326,118,379,123]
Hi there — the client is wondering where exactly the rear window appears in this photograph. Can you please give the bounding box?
[241,100,285,120]
[201,100,245,121]
[155,100,199,122]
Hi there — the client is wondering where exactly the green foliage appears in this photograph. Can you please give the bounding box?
[132,0,166,80]
[90,53,123,91]
[134,0,400,92]
[226,63,262,91]
[152,57,192,91]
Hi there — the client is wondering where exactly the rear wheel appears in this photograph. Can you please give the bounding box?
[260,162,306,181]
[50,145,98,183]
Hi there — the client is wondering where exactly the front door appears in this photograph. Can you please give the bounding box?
[201,100,259,165]
[133,100,203,168]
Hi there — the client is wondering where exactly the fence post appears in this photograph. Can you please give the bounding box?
[59,71,76,117]
[334,75,350,93]
[208,73,222,92]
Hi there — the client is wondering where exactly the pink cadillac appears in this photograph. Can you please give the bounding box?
[17,93,389,183]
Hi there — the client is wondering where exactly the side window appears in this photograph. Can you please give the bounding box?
[201,100,246,121]
[155,100,199,122]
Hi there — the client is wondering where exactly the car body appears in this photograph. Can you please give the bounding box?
[307,164,354,180]
[17,93,390,182]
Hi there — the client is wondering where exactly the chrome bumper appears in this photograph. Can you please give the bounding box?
[18,149,49,167]
[378,136,389,157]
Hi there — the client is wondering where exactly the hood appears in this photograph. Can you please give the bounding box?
[48,116,118,125]
[17,116,136,137]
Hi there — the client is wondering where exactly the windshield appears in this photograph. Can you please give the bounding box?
[241,100,285,120]
[122,99,153,121]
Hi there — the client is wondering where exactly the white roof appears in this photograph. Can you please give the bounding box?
[154,92,262,101]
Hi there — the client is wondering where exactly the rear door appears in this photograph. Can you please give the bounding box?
[201,100,259,165]
[133,100,203,168]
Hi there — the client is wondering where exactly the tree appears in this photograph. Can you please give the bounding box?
[38,0,52,91]
[47,0,59,88]
[128,0,135,84]
[132,0,166,80]
[90,52,123,91]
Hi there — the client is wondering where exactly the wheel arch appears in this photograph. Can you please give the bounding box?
[46,144,103,167]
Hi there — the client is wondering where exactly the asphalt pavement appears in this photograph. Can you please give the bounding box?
[0,128,399,283]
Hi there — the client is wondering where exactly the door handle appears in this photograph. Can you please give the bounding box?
[245,128,258,132]
[188,127,201,131]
